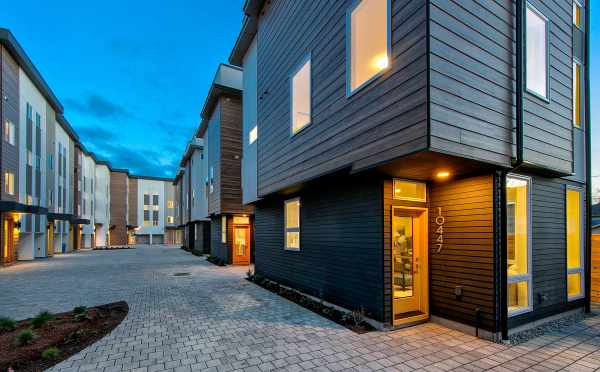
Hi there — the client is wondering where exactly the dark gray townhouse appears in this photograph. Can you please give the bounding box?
[231,0,591,339]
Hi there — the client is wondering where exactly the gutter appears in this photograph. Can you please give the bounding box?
[498,0,525,341]
[584,1,592,313]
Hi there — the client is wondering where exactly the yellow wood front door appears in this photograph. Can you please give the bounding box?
[392,207,429,325]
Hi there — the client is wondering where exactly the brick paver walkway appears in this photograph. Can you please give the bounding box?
[1,245,600,371]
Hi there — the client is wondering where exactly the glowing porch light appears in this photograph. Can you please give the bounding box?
[436,171,450,179]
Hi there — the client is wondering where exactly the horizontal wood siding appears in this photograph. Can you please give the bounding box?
[256,0,428,197]
[522,0,573,173]
[1,46,19,202]
[128,177,137,225]
[219,95,252,215]
[254,175,385,321]
[429,0,514,167]
[109,172,128,245]
[207,104,221,216]
[211,215,231,263]
[429,175,496,331]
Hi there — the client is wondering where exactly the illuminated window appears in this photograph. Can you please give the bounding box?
[526,4,549,100]
[567,188,584,300]
[167,216,175,224]
[221,215,227,243]
[249,125,257,145]
[573,1,582,28]
[393,180,426,202]
[4,120,15,145]
[167,200,174,209]
[284,198,300,251]
[573,61,582,128]
[4,172,14,195]
[348,0,390,93]
[291,58,311,135]
[506,176,531,315]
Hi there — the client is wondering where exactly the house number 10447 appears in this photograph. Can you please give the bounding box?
[435,207,445,253]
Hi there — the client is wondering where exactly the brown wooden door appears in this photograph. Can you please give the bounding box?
[232,226,250,265]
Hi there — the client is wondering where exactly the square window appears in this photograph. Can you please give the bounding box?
[526,4,549,100]
[393,180,426,202]
[291,58,311,135]
[508,281,529,313]
[348,0,390,93]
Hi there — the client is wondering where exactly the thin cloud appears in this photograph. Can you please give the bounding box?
[64,93,132,120]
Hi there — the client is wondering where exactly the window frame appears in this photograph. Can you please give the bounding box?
[573,0,583,29]
[506,174,533,317]
[346,0,392,97]
[284,197,301,251]
[289,54,312,137]
[392,179,427,202]
[572,58,583,128]
[566,186,585,301]
[525,2,551,103]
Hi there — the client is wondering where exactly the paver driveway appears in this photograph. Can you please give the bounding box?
[2,246,600,372]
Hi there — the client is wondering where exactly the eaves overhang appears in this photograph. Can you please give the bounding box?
[0,28,63,113]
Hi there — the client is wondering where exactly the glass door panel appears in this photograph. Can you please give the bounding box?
[392,216,414,299]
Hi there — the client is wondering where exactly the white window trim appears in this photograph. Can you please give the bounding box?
[507,174,533,317]
[566,185,585,301]
[346,0,392,96]
[289,55,312,137]
[525,2,550,102]
[284,197,301,251]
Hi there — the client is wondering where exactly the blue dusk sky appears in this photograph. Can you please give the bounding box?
[0,2,599,192]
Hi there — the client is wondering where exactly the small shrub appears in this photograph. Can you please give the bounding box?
[73,306,87,315]
[31,311,53,328]
[74,312,91,323]
[41,346,61,360]
[246,269,254,280]
[350,306,366,326]
[0,316,17,332]
[16,329,34,346]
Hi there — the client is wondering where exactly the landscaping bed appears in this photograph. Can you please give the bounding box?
[93,246,135,250]
[0,301,128,372]
[247,273,375,334]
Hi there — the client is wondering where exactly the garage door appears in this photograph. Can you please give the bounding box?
[136,234,150,244]
[152,235,164,245]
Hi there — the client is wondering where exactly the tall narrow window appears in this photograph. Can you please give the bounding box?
[4,172,14,195]
[506,176,531,315]
[526,4,549,100]
[284,198,300,251]
[291,58,311,135]
[573,1,582,28]
[573,61,582,128]
[566,188,584,300]
[221,215,227,243]
[348,0,390,94]
[4,120,15,145]
[249,125,258,145]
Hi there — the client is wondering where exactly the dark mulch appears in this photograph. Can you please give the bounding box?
[248,276,374,334]
[0,301,128,372]
[93,246,135,250]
